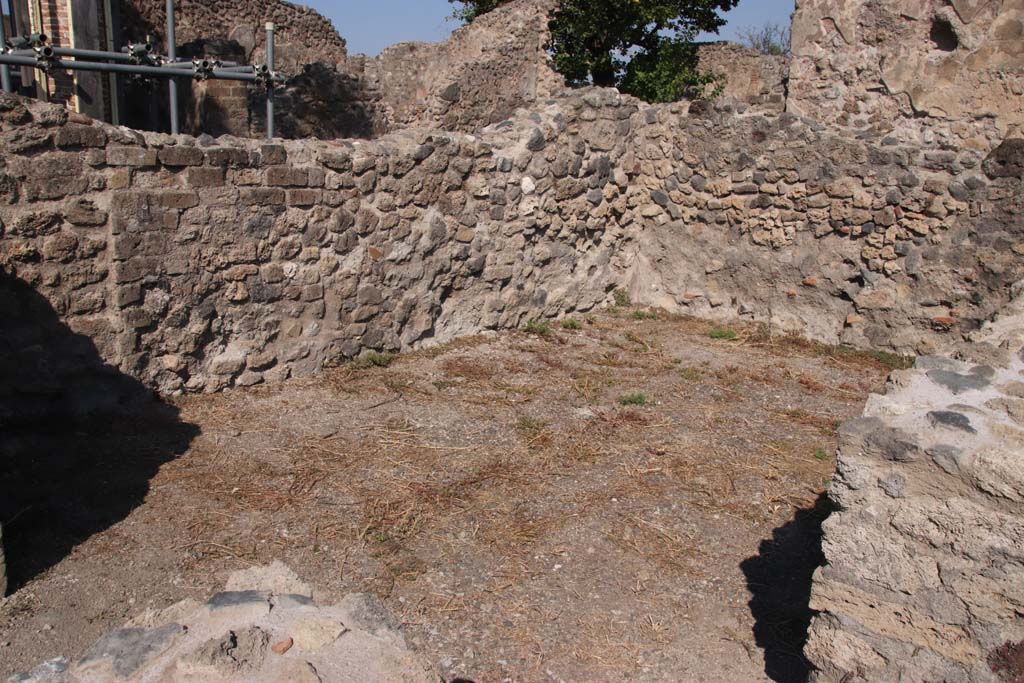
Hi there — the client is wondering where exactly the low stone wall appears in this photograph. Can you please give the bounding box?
[805,294,1024,682]
[1,89,1022,400]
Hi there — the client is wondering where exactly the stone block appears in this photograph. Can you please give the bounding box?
[260,144,287,165]
[106,147,158,167]
[290,617,347,651]
[75,624,184,679]
[287,189,322,206]
[186,166,226,187]
[321,150,353,171]
[266,166,309,187]
[158,191,200,210]
[54,124,107,148]
[240,188,286,206]
[158,146,205,167]
[205,147,251,167]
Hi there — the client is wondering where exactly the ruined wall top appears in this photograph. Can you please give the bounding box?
[358,0,563,132]
[120,0,348,71]
[695,41,789,114]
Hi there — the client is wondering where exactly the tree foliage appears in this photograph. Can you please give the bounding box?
[449,0,507,23]
[449,0,738,103]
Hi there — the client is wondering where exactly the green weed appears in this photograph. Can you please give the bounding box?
[678,367,703,381]
[523,319,551,336]
[353,351,395,369]
[619,392,649,406]
[708,328,739,340]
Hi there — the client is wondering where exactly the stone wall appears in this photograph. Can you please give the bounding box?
[148,0,561,141]
[360,0,562,133]
[804,294,1024,682]
[696,42,789,114]
[266,0,563,140]
[1,89,1021,401]
[788,0,1024,145]
[119,0,348,72]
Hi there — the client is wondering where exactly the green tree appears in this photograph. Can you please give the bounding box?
[449,0,738,103]
[449,0,508,23]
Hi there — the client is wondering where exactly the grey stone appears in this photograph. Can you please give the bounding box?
[982,138,1024,179]
[650,190,670,207]
[926,368,992,394]
[7,658,70,683]
[865,425,923,463]
[878,472,907,498]
[78,625,183,677]
[929,444,966,475]
[525,128,546,152]
[337,593,403,635]
[927,411,976,434]
[206,591,270,610]
[438,82,461,103]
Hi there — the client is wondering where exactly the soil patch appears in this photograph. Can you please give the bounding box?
[0,312,895,682]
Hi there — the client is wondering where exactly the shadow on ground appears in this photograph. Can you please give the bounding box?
[741,493,832,683]
[0,271,198,594]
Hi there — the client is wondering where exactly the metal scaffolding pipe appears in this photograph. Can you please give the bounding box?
[166,0,179,134]
[265,22,275,140]
[54,46,136,63]
[0,54,259,82]
[0,5,13,92]
[11,46,136,63]
[162,59,243,69]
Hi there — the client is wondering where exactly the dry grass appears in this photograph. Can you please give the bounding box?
[2,311,894,683]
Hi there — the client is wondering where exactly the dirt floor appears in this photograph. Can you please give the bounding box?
[0,311,904,682]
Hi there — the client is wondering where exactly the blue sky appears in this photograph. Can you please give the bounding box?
[304,0,796,56]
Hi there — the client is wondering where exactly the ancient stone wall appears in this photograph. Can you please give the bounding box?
[119,0,348,72]
[696,42,789,114]
[1,90,1021,403]
[804,294,1024,682]
[359,0,562,133]
[788,0,1024,145]
[266,0,563,140]
[149,0,561,141]
[126,0,785,141]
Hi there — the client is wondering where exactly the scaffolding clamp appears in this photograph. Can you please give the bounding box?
[192,58,216,81]
[34,45,59,74]
[254,64,281,89]
[127,42,156,65]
